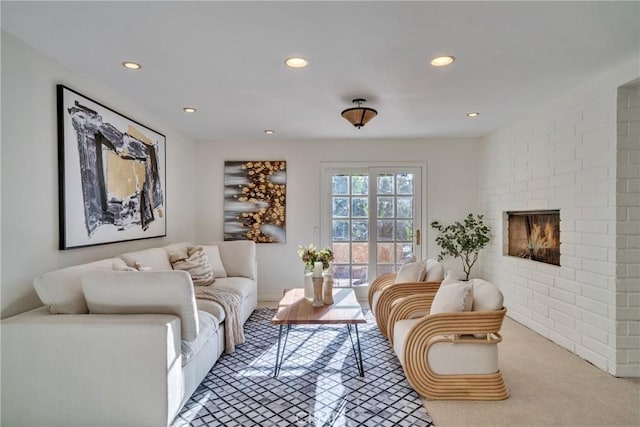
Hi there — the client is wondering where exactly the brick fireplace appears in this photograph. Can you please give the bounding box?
[506,210,560,266]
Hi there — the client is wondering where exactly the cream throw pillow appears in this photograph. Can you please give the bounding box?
[430,280,474,314]
[170,246,215,286]
[395,260,427,283]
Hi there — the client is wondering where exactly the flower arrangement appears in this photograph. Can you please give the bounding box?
[297,244,334,271]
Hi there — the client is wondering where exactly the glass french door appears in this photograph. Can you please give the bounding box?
[321,166,423,288]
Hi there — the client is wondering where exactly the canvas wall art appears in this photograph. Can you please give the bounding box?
[57,85,166,249]
[224,160,286,243]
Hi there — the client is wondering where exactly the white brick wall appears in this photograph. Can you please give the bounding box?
[478,58,639,377]
[616,81,640,377]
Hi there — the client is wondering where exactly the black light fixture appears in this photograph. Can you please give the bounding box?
[341,98,378,129]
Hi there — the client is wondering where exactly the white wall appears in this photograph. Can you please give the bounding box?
[478,56,640,376]
[194,138,480,301]
[1,32,197,318]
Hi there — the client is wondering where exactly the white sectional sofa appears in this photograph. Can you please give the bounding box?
[1,240,257,427]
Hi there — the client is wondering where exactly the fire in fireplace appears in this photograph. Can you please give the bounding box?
[507,210,560,266]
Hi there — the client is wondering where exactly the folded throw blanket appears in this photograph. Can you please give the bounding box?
[194,286,245,353]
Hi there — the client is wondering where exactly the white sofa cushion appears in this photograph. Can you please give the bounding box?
[81,270,200,341]
[201,245,228,278]
[33,258,128,314]
[214,241,256,279]
[196,299,226,323]
[119,247,174,270]
[212,277,256,302]
[181,311,219,366]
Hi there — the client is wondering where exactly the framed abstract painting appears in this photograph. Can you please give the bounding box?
[57,85,166,249]
[224,160,286,243]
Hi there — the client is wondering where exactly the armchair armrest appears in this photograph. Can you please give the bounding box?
[400,307,509,400]
[376,281,441,338]
[387,292,437,345]
[367,272,397,308]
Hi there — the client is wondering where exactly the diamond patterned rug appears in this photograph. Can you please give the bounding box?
[172,308,433,427]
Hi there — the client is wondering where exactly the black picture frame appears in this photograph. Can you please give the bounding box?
[57,85,167,249]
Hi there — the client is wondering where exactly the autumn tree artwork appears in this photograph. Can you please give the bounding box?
[224,161,286,243]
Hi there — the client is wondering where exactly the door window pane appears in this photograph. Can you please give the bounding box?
[377,197,394,218]
[332,242,350,263]
[333,220,349,241]
[397,197,413,218]
[333,197,349,217]
[352,243,369,263]
[333,265,350,286]
[351,176,368,195]
[397,173,414,194]
[352,266,368,286]
[377,220,394,241]
[352,198,368,217]
[377,243,394,263]
[396,220,414,241]
[397,243,414,263]
[377,175,394,194]
[352,220,369,241]
[377,265,395,276]
[332,175,349,195]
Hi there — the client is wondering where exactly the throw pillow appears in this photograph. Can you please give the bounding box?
[170,246,215,286]
[134,261,152,272]
[424,259,445,281]
[112,261,138,272]
[395,260,427,283]
[430,280,474,314]
[201,245,228,278]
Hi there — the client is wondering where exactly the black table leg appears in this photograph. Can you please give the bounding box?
[273,324,290,377]
[347,324,365,377]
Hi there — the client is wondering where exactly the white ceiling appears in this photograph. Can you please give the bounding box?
[2,1,639,141]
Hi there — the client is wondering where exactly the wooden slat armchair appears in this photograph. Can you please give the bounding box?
[388,282,509,401]
[368,260,444,338]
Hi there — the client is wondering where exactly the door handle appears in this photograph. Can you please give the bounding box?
[416,229,421,246]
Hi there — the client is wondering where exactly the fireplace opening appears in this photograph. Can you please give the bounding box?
[506,210,560,266]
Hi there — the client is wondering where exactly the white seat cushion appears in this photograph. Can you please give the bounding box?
[393,318,421,365]
[211,277,255,302]
[196,299,226,324]
[393,318,498,375]
[428,340,498,375]
[181,311,219,366]
[371,289,382,314]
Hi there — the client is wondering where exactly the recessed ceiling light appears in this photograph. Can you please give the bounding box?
[430,55,455,67]
[466,112,480,118]
[264,129,275,135]
[183,107,197,113]
[122,61,142,70]
[284,57,308,68]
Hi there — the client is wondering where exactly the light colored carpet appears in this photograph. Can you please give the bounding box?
[423,317,640,427]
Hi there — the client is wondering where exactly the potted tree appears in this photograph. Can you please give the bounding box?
[431,213,491,281]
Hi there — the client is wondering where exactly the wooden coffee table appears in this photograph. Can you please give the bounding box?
[271,287,366,377]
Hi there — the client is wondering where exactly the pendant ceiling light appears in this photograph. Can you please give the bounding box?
[341,98,378,129]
